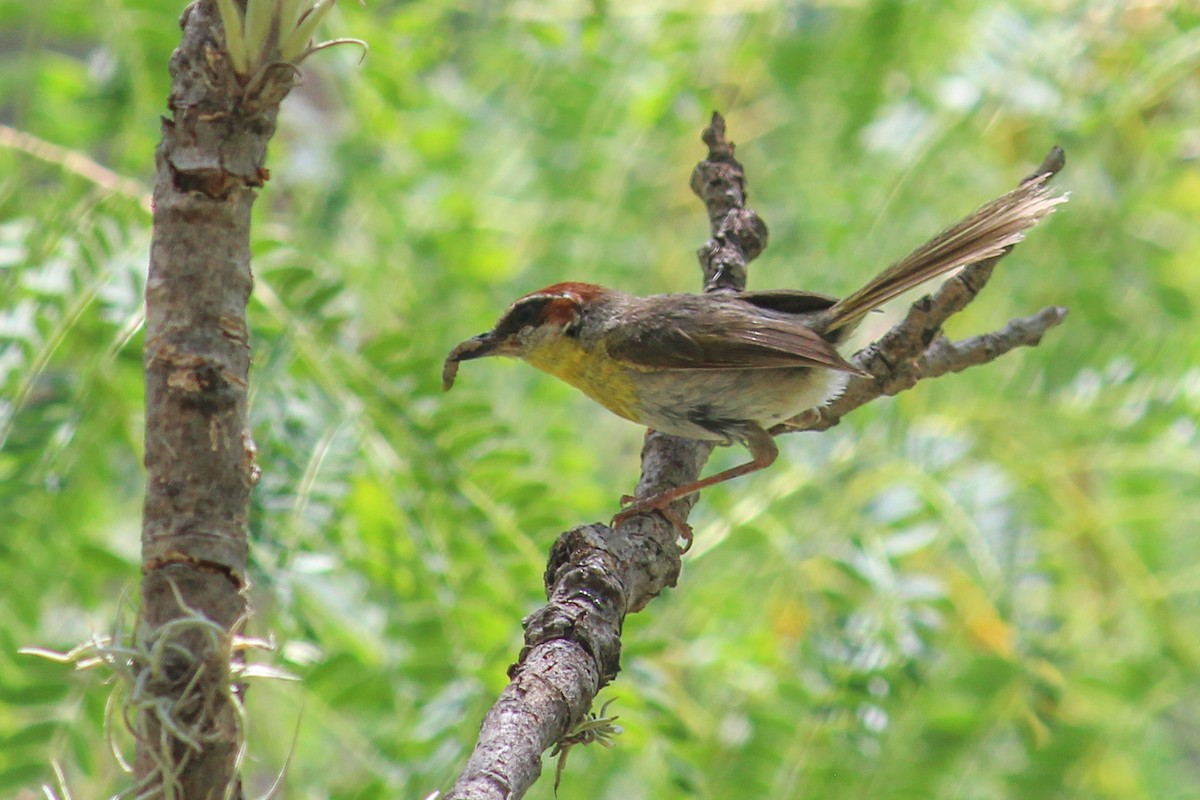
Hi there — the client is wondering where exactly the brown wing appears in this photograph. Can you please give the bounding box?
[604,292,866,375]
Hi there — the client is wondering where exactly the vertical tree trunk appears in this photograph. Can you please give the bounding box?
[139,1,290,794]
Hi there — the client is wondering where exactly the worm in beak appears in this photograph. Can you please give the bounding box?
[442,332,499,391]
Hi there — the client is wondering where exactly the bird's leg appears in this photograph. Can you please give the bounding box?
[613,424,779,550]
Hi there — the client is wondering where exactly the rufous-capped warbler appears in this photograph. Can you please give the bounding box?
[443,166,1065,537]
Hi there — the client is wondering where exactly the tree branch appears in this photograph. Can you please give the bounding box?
[782,304,1068,434]
[445,112,757,800]
[138,0,294,795]
[445,116,1065,800]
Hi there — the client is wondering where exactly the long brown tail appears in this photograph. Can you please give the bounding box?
[822,168,1068,333]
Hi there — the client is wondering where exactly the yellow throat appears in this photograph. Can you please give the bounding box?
[522,337,642,424]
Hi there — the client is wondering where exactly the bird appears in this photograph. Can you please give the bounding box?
[443,165,1065,545]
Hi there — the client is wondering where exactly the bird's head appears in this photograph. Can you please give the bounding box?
[442,282,606,390]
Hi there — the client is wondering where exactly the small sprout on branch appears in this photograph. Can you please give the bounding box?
[549,698,623,795]
[215,0,367,79]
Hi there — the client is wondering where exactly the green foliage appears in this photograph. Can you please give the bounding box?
[2,1,1199,798]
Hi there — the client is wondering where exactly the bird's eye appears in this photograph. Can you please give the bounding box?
[495,297,551,337]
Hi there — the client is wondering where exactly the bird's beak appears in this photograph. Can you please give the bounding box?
[442,331,507,391]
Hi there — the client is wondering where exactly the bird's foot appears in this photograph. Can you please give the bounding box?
[613,494,693,553]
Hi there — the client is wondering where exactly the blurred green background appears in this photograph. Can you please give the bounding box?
[2,1,1198,798]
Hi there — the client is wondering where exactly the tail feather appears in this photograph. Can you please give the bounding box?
[823,170,1068,333]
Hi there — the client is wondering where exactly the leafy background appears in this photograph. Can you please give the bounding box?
[2,1,1198,798]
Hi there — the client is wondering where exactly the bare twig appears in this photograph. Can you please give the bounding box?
[785,304,1068,434]
[0,123,152,210]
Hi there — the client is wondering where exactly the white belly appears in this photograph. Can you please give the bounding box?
[627,366,849,442]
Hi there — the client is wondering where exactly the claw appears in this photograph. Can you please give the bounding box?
[612,498,694,552]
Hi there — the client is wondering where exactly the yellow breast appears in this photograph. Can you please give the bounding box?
[522,338,642,424]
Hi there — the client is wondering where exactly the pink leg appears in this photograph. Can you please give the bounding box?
[612,424,778,550]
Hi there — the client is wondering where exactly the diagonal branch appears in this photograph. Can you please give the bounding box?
[444,115,1065,800]
[445,111,758,800]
